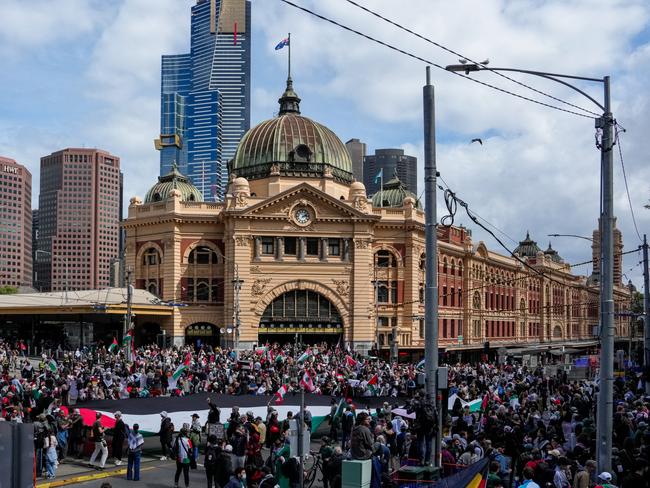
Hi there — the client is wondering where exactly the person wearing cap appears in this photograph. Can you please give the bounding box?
[189,413,201,462]
[112,411,126,466]
[595,471,617,488]
[159,411,174,461]
[127,423,144,481]
[216,444,234,488]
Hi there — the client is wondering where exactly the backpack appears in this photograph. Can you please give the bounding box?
[204,445,219,468]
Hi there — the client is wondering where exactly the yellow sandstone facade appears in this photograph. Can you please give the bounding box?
[123,80,631,356]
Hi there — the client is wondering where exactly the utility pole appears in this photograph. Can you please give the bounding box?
[125,268,133,361]
[232,263,242,351]
[596,76,614,474]
[643,234,650,395]
[391,318,398,362]
[423,66,440,468]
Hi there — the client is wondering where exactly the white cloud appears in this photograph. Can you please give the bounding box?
[0,0,108,56]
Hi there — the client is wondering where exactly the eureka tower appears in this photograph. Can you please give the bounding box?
[156,0,251,201]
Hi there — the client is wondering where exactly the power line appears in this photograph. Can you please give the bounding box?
[278,0,595,119]
[342,0,600,117]
[615,123,643,242]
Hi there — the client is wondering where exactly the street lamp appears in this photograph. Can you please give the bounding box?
[548,233,593,242]
[446,63,615,473]
[36,249,69,303]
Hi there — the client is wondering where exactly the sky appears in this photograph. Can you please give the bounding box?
[0,0,649,288]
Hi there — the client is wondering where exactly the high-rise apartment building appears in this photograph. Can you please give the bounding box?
[36,148,121,291]
[0,157,32,288]
[363,148,417,196]
[32,208,39,285]
[156,0,251,201]
[345,138,366,182]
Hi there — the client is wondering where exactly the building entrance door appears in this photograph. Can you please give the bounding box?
[185,323,220,348]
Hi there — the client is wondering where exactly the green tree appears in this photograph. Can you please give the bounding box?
[0,285,18,295]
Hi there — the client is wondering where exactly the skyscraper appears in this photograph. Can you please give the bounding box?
[345,138,366,182]
[363,148,418,196]
[156,0,251,201]
[37,148,121,291]
[0,157,32,288]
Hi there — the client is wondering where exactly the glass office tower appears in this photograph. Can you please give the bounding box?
[157,0,251,201]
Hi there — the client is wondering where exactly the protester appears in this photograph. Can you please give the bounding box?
[126,423,144,481]
[89,411,108,470]
[43,427,58,479]
[112,411,126,466]
[173,425,193,488]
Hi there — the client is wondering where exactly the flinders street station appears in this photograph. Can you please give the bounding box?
[122,79,632,357]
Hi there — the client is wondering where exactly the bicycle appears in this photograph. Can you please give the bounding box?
[303,451,323,488]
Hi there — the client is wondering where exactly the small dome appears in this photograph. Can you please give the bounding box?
[544,242,564,263]
[513,231,541,258]
[371,176,422,209]
[348,180,366,200]
[129,196,142,206]
[231,78,353,183]
[144,163,203,203]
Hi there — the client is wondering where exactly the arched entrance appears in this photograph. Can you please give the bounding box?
[258,289,343,345]
[185,323,221,348]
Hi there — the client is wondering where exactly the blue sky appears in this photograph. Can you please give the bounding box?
[1,0,649,288]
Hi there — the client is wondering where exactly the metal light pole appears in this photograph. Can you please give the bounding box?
[232,263,243,351]
[643,234,650,395]
[446,63,614,473]
[423,66,440,468]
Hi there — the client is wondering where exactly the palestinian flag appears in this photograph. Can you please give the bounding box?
[367,373,379,393]
[275,384,289,403]
[254,346,267,355]
[345,355,357,368]
[275,351,285,364]
[297,348,312,364]
[300,370,315,392]
[48,359,57,373]
[122,329,133,347]
[333,398,350,419]
[108,337,118,353]
[172,353,192,381]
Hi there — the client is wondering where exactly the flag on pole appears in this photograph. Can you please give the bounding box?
[122,330,133,347]
[108,337,118,354]
[274,384,289,403]
[367,373,379,394]
[275,37,289,50]
[300,370,315,392]
[233,21,238,45]
[172,353,192,381]
[345,355,357,368]
[254,346,268,356]
[374,168,383,184]
[48,359,58,373]
[297,348,312,364]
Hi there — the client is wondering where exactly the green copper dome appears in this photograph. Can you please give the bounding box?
[230,78,353,183]
[144,163,204,203]
[371,176,422,209]
[513,231,541,258]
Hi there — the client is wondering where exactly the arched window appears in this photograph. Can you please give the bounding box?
[376,250,397,268]
[142,247,161,265]
[188,245,220,264]
[196,281,210,301]
[442,257,448,274]
[147,281,159,296]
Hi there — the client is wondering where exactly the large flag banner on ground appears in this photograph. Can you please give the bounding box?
[430,457,489,488]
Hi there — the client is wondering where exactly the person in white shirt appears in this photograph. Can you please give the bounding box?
[127,423,145,481]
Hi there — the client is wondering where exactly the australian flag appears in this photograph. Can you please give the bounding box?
[275,37,290,50]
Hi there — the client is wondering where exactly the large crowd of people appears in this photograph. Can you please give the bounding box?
[0,338,649,488]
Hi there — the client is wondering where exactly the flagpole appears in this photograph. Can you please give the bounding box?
[380,172,383,208]
[288,32,291,79]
